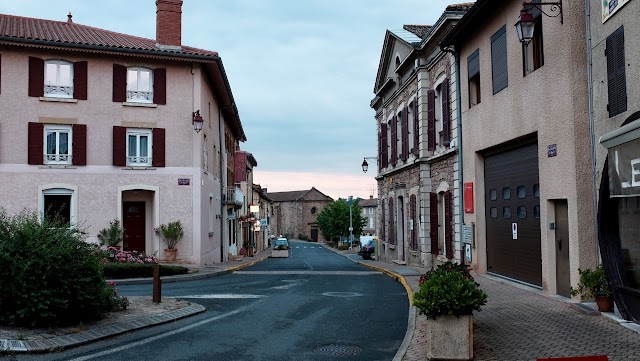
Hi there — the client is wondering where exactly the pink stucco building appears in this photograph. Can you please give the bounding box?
[0,0,246,265]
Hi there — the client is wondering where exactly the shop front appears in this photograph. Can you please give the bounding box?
[599,111,640,323]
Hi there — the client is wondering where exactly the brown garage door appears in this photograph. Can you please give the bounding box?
[485,142,541,286]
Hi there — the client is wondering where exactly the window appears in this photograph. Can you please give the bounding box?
[491,25,508,94]
[490,189,497,201]
[517,186,526,199]
[44,125,72,165]
[44,60,73,98]
[522,15,544,75]
[126,129,152,166]
[467,49,481,107]
[126,68,153,103]
[311,207,317,214]
[533,183,540,198]
[502,187,511,200]
[606,26,627,117]
[209,195,214,236]
[490,207,498,219]
[518,206,527,219]
[203,134,209,172]
[435,83,443,145]
[41,188,75,226]
[503,206,512,219]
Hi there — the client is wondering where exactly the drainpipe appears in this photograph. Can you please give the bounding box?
[585,0,599,262]
[454,49,465,265]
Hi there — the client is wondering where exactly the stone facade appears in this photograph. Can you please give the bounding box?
[268,188,333,241]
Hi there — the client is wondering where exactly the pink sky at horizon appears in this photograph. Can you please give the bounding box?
[254,170,378,200]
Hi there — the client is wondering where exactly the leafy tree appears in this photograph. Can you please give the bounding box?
[317,198,366,243]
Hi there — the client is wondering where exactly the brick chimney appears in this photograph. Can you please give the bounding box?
[156,0,182,50]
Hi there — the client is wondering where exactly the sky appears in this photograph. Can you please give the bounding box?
[1,0,457,200]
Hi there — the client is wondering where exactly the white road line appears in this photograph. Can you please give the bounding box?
[168,294,265,299]
[68,304,253,361]
[234,270,381,275]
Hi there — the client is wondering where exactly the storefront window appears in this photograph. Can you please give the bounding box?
[618,196,640,289]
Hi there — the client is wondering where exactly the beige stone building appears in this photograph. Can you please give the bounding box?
[442,0,596,295]
[267,188,333,242]
[371,4,470,267]
[0,1,247,265]
[359,196,378,236]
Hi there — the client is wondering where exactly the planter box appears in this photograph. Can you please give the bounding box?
[271,249,289,258]
[426,314,473,360]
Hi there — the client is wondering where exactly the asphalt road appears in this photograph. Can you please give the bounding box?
[17,240,408,361]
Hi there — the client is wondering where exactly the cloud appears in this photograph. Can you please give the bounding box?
[254,170,378,200]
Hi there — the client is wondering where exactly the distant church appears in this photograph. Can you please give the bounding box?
[267,187,333,242]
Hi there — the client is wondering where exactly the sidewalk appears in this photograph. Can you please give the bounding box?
[338,248,640,361]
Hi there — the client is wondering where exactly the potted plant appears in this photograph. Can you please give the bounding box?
[97,219,124,250]
[413,262,488,360]
[154,221,184,262]
[570,264,614,312]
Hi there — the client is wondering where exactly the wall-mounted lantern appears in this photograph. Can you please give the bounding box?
[192,110,204,133]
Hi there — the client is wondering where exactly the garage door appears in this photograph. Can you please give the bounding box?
[485,142,541,286]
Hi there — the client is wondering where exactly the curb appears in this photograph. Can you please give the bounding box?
[0,303,206,353]
[393,306,417,361]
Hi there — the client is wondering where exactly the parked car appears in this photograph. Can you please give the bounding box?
[358,237,376,260]
[273,238,290,250]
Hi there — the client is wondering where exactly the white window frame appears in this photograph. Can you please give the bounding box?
[126,129,153,167]
[44,60,73,98]
[39,185,77,227]
[44,124,73,165]
[126,67,153,103]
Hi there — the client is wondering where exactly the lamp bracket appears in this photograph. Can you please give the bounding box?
[522,1,563,24]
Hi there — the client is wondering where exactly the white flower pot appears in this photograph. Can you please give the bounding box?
[426,314,473,360]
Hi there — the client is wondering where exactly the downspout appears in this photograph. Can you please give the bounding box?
[585,0,599,261]
[454,49,465,265]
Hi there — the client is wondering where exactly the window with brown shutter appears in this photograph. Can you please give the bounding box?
[72,124,87,166]
[381,202,386,243]
[28,57,45,97]
[427,90,436,151]
[73,61,88,100]
[410,194,418,251]
[381,123,388,169]
[112,64,127,102]
[430,192,438,255]
[377,130,382,172]
[442,79,451,146]
[606,26,626,118]
[28,122,44,165]
[390,116,397,166]
[413,102,419,156]
[401,106,409,161]
[112,126,126,166]
[153,68,167,105]
[444,190,453,259]
[389,198,395,245]
[152,128,166,167]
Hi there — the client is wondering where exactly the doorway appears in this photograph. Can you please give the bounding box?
[123,201,145,252]
[555,199,571,297]
[398,196,405,261]
[310,225,318,242]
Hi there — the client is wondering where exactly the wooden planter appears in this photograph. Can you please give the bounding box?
[164,248,177,262]
[426,314,473,360]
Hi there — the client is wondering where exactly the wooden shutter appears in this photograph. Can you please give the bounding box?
[410,194,417,251]
[377,129,382,172]
[390,116,397,166]
[152,128,166,167]
[73,61,88,100]
[389,198,395,245]
[112,126,126,166]
[381,202,386,243]
[444,190,453,259]
[28,122,44,165]
[427,89,436,151]
[442,78,451,145]
[153,68,167,105]
[28,56,44,97]
[381,123,388,169]
[491,26,508,94]
[401,106,409,161]
[112,64,127,102]
[606,26,626,117]
[429,192,438,255]
[467,49,480,79]
[413,102,419,156]
[72,124,87,166]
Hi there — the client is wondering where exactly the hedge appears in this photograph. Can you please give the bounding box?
[104,263,190,279]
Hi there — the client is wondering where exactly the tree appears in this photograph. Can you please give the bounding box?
[317,198,366,243]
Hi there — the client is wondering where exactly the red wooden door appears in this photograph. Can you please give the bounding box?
[123,201,145,252]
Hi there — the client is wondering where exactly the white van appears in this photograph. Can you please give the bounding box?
[359,236,377,248]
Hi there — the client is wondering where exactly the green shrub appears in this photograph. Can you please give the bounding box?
[97,219,124,247]
[103,263,190,279]
[570,265,612,298]
[0,210,119,327]
[337,243,349,250]
[326,241,337,248]
[413,262,488,319]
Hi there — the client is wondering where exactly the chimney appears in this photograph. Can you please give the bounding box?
[156,0,182,50]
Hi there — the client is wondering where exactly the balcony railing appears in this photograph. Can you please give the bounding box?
[225,186,243,208]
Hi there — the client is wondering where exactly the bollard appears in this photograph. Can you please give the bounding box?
[153,264,162,303]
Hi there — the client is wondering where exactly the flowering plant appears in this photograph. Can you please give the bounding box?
[413,262,487,319]
[102,247,158,264]
[154,221,184,249]
[106,281,129,311]
[97,219,124,247]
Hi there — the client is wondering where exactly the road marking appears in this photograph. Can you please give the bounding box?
[234,270,382,275]
[168,294,266,299]
[271,279,307,290]
[322,292,364,298]
[67,304,253,361]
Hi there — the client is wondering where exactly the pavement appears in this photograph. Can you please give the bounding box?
[4,243,640,359]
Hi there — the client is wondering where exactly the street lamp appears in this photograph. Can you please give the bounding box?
[361,157,378,173]
[515,1,564,44]
[192,110,204,133]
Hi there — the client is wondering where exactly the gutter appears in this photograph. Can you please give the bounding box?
[585,0,599,259]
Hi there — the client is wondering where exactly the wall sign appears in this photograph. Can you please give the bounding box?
[603,0,632,23]
[547,144,557,157]
[512,223,518,240]
[465,244,472,263]
[178,178,190,185]
[607,140,640,197]
[464,182,474,213]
